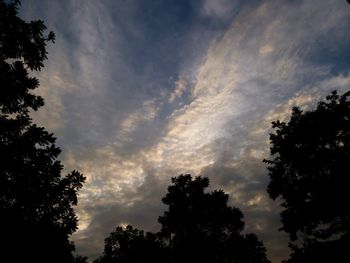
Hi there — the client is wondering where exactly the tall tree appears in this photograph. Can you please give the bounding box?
[96,175,270,263]
[0,1,85,262]
[264,90,350,262]
[159,174,270,263]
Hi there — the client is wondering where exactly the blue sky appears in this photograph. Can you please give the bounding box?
[20,1,350,262]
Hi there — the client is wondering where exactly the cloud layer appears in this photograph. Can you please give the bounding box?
[20,1,350,262]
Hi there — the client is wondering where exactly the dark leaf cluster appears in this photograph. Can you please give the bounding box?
[0,1,85,262]
[265,90,350,262]
[95,175,270,263]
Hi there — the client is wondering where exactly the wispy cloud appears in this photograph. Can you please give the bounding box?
[200,0,240,21]
[20,0,350,262]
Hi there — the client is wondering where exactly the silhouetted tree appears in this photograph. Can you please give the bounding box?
[94,225,169,263]
[159,174,270,263]
[0,1,86,262]
[96,175,270,263]
[264,91,350,262]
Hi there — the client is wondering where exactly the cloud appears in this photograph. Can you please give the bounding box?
[71,167,172,259]
[19,0,350,262]
[200,0,240,21]
[168,78,188,103]
[259,44,274,56]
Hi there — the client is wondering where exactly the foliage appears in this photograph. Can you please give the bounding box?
[265,90,350,262]
[94,225,169,263]
[97,175,270,263]
[159,174,270,263]
[0,1,85,262]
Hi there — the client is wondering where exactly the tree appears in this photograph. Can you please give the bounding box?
[0,1,86,262]
[94,225,169,263]
[264,90,350,262]
[159,174,270,263]
[96,175,270,263]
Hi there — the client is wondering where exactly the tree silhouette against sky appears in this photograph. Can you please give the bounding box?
[94,225,169,263]
[96,175,271,263]
[265,90,350,262]
[0,1,86,262]
[159,175,271,263]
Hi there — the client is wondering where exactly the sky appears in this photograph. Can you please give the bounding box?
[20,0,350,262]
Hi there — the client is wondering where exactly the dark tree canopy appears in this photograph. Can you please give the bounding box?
[265,90,350,262]
[94,225,169,263]
[0,1,85,262]
[159,174,270,263]
[96,175,270,263]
